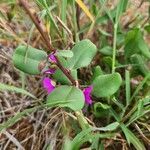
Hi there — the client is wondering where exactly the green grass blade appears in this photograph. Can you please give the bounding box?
[130,73,150,102]
[120,124,146,150]
[72,0,79,42]
[0,107,37,132]
[99,0,114,23]
[110,108,146,150]
[125,70,131,106]
[115,0,128,23]
[127,105,150,126]
[35,0,61,36]
[61,0,68,39]
[0,83,36,98]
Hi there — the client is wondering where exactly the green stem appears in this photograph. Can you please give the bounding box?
[112,23,118,73]
[61,0,67,42]
[75,111,90,130]
[72,0,79,42]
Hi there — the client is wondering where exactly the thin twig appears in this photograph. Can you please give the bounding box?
[134,123,150,144]
[2,130,25,150]
[18,0,54,51]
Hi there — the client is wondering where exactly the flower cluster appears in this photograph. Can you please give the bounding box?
[42,52,93,105]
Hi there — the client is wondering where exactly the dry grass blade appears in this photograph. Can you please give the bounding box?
[75,0,94,22]
[2,130,25,150]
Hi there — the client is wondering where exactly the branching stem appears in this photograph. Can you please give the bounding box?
[19,0,76,86]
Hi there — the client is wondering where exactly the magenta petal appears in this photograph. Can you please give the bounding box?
[48,52,57,63]
[83,86,93,105]
[43,68,56,74]
[42,77,55,94]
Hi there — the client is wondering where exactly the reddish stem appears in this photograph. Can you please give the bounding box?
[19,0,76,86]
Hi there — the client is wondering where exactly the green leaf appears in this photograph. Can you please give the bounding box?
[138,37,150,59]
[0,82,36,98]
[121,124,146,150]
[130,54,149,76]
[125,28,140,59]
[94,122,119,131]
[115,0,128,23]
[71,127,114,150]
[56,50,73,58]
[102,56,120,69]
[137,99,144,117]
[116,33,125,46]
[57,56,69,68]
[53,69,77,84]
[67,39,97,69]
[96,9,116,24]
[125,28,150,60]
[142,96,150,106]
[102,56,112,68]
[144,25,150,33]
[99,0,114,23]
[92,73,122,97]
[63,136,72,150]
[47,86,84,111]
[71,128,93,150]
[93,102,110,117]
[91,135,102,150]
[91,66,104,82]
[13,45,47,75]
[99,46,113,56]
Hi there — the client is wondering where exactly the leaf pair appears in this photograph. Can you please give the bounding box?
[13,39,97,76]
[47,85,85,111]
[53,39,97,84]
[13,45,47,75]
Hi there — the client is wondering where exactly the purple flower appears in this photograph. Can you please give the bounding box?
[42,77,55,94]
[48,51,57,63]
[43,68,56,74]
[83,86,93,105]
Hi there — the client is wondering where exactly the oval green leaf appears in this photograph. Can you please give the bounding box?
[67,39,97,69]
[13,45,47,75]
[99,46,112,56]
[93,102,110,117]
[56,50,73,58]
[47,86,85,111]
[92,73,122,97]
[53,69,77,84]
